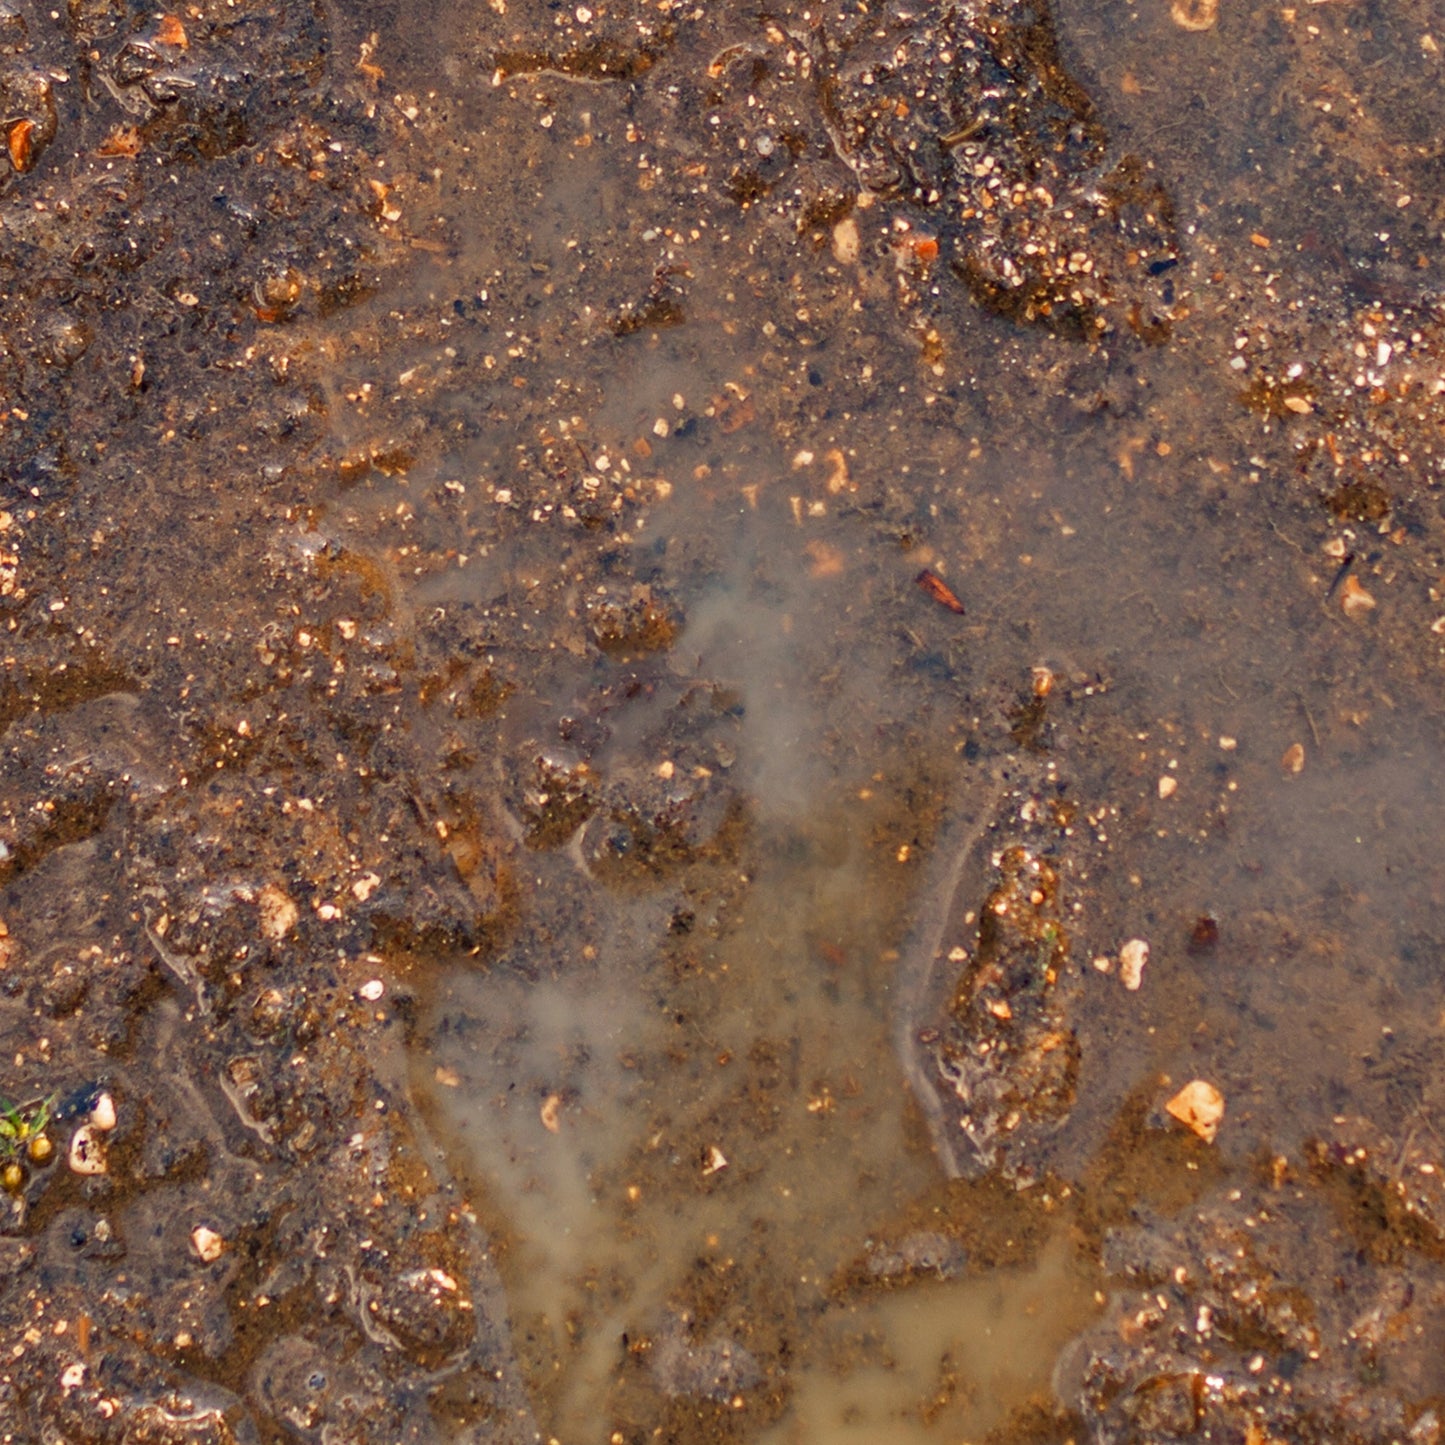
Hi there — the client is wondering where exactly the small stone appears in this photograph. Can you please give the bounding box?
[1281,742,1305,774]
[191,1225,225,1263]
[1157,775,1177,799]
[1165,1079,1225,1142]
[831,216,860,265]
[1340,575,1376,619]
[1119,938,1149,991]
[1188,915,1220,953]
[68,1124,106,1175]
[359,978,385,1002]
[1170,0,1217,28]
[90,1092,116,1131]
[257,884,299,941]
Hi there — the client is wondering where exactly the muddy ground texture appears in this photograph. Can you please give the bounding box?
[0,0,1444,1440]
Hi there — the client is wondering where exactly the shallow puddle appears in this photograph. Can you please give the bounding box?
[1,0,1444,1439]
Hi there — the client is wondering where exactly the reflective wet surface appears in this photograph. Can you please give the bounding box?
[1,0,1445,1440]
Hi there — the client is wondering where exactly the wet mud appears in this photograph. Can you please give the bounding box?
[0,0,1444,1440]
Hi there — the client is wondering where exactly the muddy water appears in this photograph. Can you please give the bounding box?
[404,374,1445,1438]
[393,61,1436,1434]
[1,0,1444,1439]
[340,0,1445,1434]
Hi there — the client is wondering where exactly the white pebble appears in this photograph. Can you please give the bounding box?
[90,1092,117,1131]
[191,1225,225,1263]
[1119,938,1149,991]
[68,1125,106,1176]
[1166,1079,1225,1143]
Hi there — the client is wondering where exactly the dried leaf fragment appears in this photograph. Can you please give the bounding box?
[357,33,385,83]
[1166,1079,1225,1142]
[915,568,965,615]
[823,448,851,494]
[6,118,34,173]
[804,539,845,578]
[99,125,142,157]
[156,14,188,47]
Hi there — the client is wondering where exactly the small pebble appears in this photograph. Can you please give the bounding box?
[1157,776,1177,800]
[359,978,385,1002]
[1119,938,1149,991]
[1166,1079,1225,1142]
[1340,575,1376,619]
[831,216,860,265]
[258,884,299,941]
[68,1125,106,1176]
[191,1225,225,1263]
[90,1092,116,1131]
[1170,0,1218,28]
[1281,742,1305,774]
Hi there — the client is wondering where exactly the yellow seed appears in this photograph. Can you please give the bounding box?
[27,1134,52,1164]
[1,1162,22,1192]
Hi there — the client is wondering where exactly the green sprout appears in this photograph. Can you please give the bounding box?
[0,1094,56,1170]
